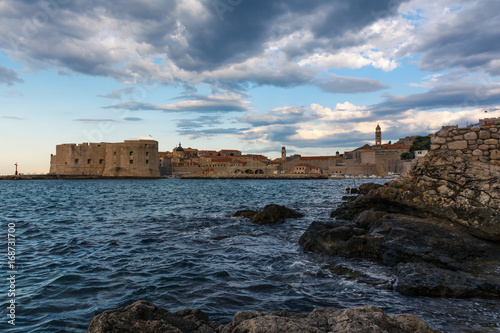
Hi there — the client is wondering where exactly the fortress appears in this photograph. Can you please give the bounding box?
[49,140,160,178]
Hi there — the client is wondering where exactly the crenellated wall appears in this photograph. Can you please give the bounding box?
[50,140,160,178]
[431,125,500,165]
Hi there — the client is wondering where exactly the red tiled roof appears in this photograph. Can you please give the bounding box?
[211,157,232,162]
[300,156,330,160]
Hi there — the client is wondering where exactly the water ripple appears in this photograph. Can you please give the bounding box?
[0,179,498,332]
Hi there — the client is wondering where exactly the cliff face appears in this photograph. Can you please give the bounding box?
[377,149,500,241]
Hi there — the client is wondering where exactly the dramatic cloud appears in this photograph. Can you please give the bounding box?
[178,127,249,139]
[99,87,139,100]
[371,82,500,115]
[312,74,390,94]
[176,116,223,129]
[399,0,500,75]
[238,106,310,126]
[0,0,408,90]
[0,65,23,86]
[104,93,251,112]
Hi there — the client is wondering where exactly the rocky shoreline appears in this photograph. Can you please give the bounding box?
[300,148,500,299]
[87,300,438,333]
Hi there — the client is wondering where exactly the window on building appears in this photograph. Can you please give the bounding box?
[130,151,133,156]
[146,152,149,156]
[130,160,133,164]
[146,160,149,164]
[99,159,104,165]
[75,159,79,164]
[113,151,117,156]
[87,159,91,164]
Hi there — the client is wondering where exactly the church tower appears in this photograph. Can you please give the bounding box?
[281,146,286,162]
[375,124,382,146]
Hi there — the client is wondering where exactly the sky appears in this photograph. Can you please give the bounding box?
[1,0,500,174]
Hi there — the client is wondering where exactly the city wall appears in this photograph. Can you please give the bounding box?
[431,125,500,164]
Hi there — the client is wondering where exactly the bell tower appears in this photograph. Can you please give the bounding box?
[281,146,286,162]
[375,124,382,146]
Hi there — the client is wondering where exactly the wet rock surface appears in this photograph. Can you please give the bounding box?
[233,204,303,224]
[299,214,500,298]
[87,300,439,333]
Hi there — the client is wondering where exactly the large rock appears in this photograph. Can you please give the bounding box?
[87,300,222,333]
[88,301,438,333]
[233,204,303,224]
[299,214,500,298]
[332,151,500,241]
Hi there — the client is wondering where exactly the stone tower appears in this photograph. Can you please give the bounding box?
[281,146,286,162]
[375,124,382,146]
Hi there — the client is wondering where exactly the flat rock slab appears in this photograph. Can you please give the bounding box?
[299,213,500,298]
[87,300,439,333]
[233,204,303,224]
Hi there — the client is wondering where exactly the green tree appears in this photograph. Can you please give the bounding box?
[400,136,431,160]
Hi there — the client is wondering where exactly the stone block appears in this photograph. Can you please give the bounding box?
[479,156,490,163]
[453,135,464,140]
[484,151,490,156]
[490,150,500,160]
[484,139,499,145]
[479,130,491,139]
[452,129,459,135]
[492,133,500,139]
[432,137,447,144]
[472,149,483,156]
[491,128,498,133]
[448,140,468,150]
[447,137,453,141]
[469,144,478,150]
[479,144,490,151]
[472,127,480,132]
[430,144,441,150]
[478,139,483,144]
[464,132,478,140]
[437,129,449,137]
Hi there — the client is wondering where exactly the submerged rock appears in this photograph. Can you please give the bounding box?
[233,204,303,224]
[87,301,439,333]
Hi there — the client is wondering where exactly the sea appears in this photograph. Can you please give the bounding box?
[0,179,499,332]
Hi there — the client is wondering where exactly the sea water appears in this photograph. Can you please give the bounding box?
[0,179,498,332]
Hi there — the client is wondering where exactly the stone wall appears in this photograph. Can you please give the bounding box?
[50,140,160,178]
[431,125,500,164]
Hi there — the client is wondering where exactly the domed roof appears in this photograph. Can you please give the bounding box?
[174,143,184,152]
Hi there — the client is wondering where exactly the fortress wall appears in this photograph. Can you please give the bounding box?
[102,140,160,177]
[344,164,380,177]
[50,140,160,178]
[431,125,500,164]
[49,143,106,175]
